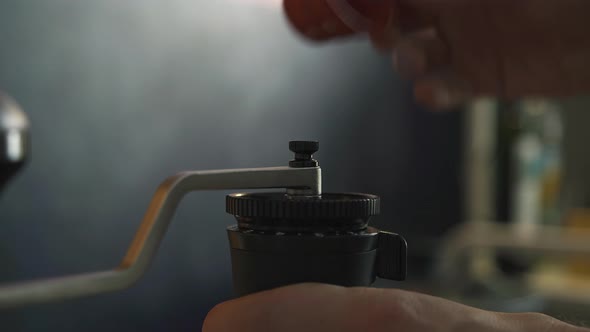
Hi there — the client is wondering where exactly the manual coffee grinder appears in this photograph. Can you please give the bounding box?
[0,96,405,307]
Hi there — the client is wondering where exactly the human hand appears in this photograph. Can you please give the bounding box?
[283,0,590,109]
[203,283,587,332]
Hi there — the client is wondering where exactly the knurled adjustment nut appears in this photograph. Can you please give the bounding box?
[289,141,319,168]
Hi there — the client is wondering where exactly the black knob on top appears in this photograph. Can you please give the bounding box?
[289,140,319,168]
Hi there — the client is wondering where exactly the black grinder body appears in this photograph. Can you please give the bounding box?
[225,142,407,296]
[228,225,405,296]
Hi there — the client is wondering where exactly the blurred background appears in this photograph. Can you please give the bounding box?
[0,0,588,330]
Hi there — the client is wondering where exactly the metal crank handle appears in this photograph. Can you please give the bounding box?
[0,166,321,308]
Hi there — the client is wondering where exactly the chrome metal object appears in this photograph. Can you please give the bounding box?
[0,166,321,308]
[0,93,29,164]
[0,93,30,191]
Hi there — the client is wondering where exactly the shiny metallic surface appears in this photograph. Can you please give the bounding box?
[0,166,321,308]
[0,94,29,164]
[0,129,29,163]
[286,187,321,197]
[0,94,28,130]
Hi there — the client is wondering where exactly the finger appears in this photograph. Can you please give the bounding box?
[368,1,439,51]
[283,0,354,41]
[203,284,416,332]
[367,3,399,51]
[203,284,371,332]
[396,1,439,33]
[347,0,397,28]
[392,29,450,78]
[283,0,399,43]
[282,0,441,43]
[413,70,473,110]
[323,0,398,34]
[203,283,484,332]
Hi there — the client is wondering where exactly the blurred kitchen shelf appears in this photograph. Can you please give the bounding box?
[530,264,590,305]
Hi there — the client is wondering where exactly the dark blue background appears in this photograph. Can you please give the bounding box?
[0,1,462,330]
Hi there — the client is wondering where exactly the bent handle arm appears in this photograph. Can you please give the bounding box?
[0,166,321,308]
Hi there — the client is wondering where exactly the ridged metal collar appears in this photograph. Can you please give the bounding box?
[226,192,380,219]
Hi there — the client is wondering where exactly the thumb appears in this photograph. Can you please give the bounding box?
[202,283,580,332]
[203,283,401,332]
[202,283,482,332]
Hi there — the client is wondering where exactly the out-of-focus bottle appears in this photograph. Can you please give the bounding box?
[512,99,563,228]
